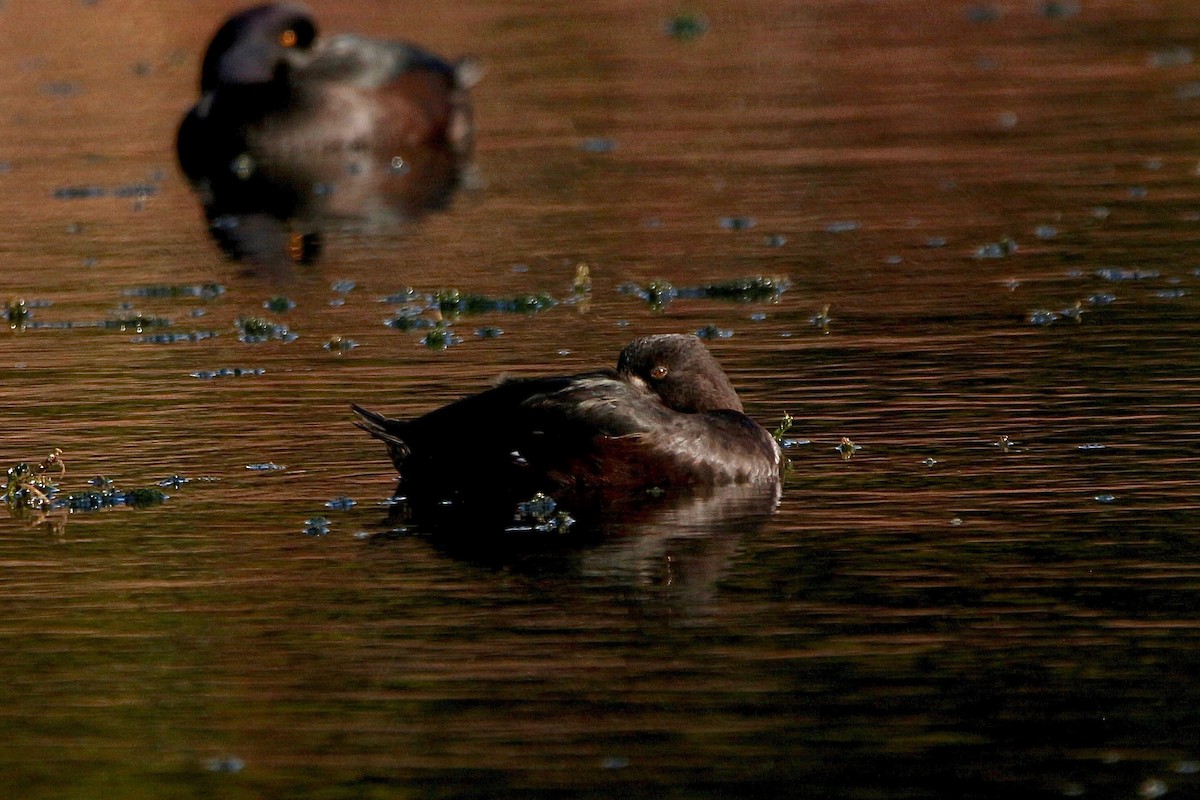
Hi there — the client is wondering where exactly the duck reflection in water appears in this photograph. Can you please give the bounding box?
[352,334,784,530]
[176,3,481,264]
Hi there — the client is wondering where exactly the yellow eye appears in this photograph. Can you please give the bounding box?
[650,365,668,379]
[280,29,298,48]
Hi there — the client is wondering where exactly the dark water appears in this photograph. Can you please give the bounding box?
[2,1,1200,797]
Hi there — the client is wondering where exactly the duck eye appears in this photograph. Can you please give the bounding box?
[650,365,669,380]
[279,29,299,48]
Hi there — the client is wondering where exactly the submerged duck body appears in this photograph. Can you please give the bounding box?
[352,335,783,504]
[178,3,478,176]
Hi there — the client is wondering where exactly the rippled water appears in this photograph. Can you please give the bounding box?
[2,1,1200,797]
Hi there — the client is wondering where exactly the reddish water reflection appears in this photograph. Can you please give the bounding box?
[1,1,1200,798]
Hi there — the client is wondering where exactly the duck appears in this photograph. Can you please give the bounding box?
[178,3,479,177]
[176,3,480,262]
[352,334,783,506]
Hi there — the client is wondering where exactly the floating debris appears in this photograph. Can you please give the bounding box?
[1058,301,1085,323]
[507,492,575,534]
[4,299,31,330]
[579,137,617,154]
[4,450,169,517]
[965,4,1001,22]
[835,437,860,461]
[1155,288,1187,299]
[1149,45,1193,68]
[764,234,787,247]
[381,288,422,305]
[324,496,357,511]
[1039,0,1080,19]
[3,452,63,511]
[135,331,217,344]
[922,457,939,467]
[104,314,169,332]
[926,236,948,248]
[52,182,160,200]
[696,325,733,340]
[245,462,285,471]
[1087,293,1116,306]
[123,283,225,300]
[619,279,676,311]
[781,438,812,449]
[157,475,190,489]
[421,325,461,350]
[719,216,757,231]
[824,220,860,234]
[385,312,438,332]
[1077,444,1107,451]
[323,336,358,352]
[771,412,794,444]
[235,317,296,343]
[475,327,504,339]
[433,288,557,317]
[571,263,592,297]
[1093,493,1117,504]
[974,237,1018,259]
[1029,302,1084,326]
[664,10,708,40]
[303,517,331,536]
[52,185,106,199]
[330,279,356,294]
[1095,267,1159,281]
[618,276,789,310]
[56,486,168,511]
[992,435,1019,453]
[204,757,245,774]
[190,367,265,379]
[264,296,295,313]
[809,304,833,332]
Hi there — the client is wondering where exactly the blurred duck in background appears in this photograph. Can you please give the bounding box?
[176,3,482,264]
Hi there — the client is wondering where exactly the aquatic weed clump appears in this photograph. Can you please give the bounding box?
[235,316,296,343]
[421,323,462,350]
[56,486,168,511]
[123,284,225,300]
[104,313,170,332]
[3,450,169,519]
[618,279,678,311]
[3,457,62,511]
[433,288,557,318]
[619,276,790,310]
[4,299,32,330]
[507,493,575,534]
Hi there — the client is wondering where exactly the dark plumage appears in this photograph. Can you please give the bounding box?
[175,4,480,263]
[352,335,783,505]
[178,3,479,178]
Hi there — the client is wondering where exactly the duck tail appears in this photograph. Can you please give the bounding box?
[351,404,412,464]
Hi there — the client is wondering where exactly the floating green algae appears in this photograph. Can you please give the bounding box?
[235,317,296,343]
[3,450,170,519]
[123,283,225,300]
[619,276,790,310]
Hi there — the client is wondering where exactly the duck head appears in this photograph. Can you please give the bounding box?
[617,335,745,414]
[199,3,319,92]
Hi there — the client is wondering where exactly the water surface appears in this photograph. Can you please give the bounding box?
[2,1,1200,797]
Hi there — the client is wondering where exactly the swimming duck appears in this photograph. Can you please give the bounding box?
[176,3,479,261]
[352,335,783,504]
[178,3,478,174]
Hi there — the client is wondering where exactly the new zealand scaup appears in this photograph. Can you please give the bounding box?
[352,335,783,503]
